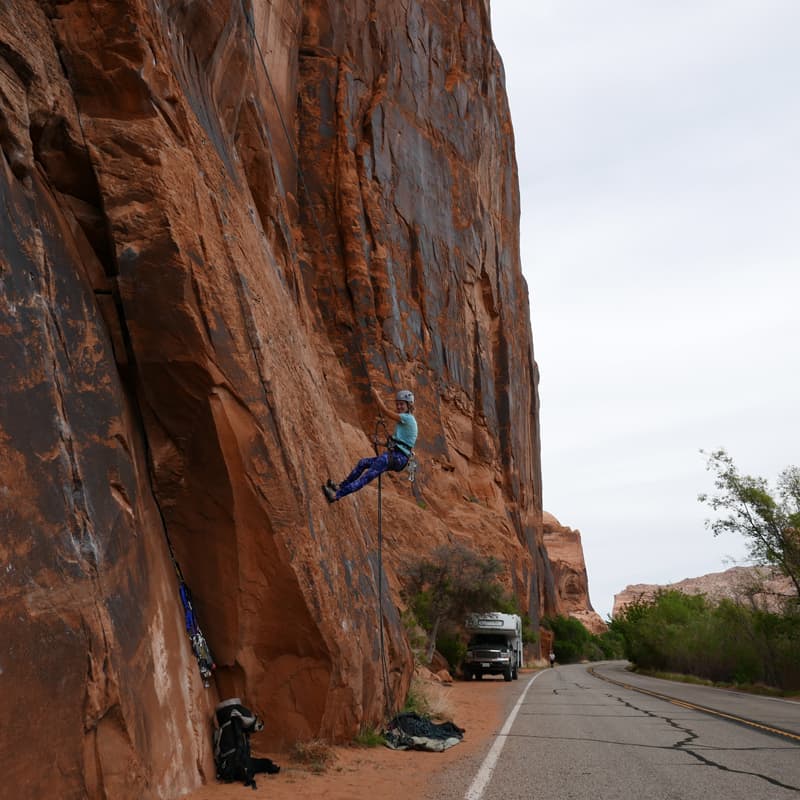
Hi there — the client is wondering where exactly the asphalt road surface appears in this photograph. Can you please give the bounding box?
[432,661,800,800]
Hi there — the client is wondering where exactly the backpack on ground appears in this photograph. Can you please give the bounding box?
[212,698,280,789]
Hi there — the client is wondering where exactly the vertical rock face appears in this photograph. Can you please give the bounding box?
[0,1,552,796]
[543,513,606,634]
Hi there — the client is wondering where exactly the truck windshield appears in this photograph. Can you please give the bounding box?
[468,634,510,648]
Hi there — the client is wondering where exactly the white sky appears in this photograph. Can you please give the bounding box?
[489,1,800,619]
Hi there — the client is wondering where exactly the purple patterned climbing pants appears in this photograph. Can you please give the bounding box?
[335,450,409,499]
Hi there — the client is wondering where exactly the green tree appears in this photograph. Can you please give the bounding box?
[596,628,626,660]
[542,615,597,663]
[402,543,506,663]
[699,450,800,597]
[610,590,800,690]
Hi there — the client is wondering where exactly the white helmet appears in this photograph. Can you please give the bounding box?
[396,389,414,405]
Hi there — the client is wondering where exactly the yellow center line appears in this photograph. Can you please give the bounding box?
[588,667,800,744]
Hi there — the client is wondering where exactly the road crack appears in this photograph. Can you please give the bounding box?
[608,692,800,792]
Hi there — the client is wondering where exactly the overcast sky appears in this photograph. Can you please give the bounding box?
[489,1,800,619]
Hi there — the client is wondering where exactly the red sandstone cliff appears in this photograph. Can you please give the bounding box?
[0,2,554,797]
[542,512,606,635]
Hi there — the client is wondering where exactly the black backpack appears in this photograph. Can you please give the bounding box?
[212,698,280,789]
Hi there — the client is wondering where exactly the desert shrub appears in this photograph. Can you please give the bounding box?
[611,591,800,691]
[290,739,335,773]
[402,676,454,721]
[435,630,466,673]
[402,543,508,663]
[401,608,429,664]
[542,615,598,663]
[539,615,621,664]
[403,676,432,718]
[596,628,626,659]
[354,727,386,747]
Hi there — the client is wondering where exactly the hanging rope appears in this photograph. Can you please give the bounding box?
[239,1,332,264]
[54,52,217,689]
[240,1,382,395]
[373,416,393,717]
[241,2,398,717]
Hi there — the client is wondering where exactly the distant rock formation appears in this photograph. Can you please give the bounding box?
[543,513,607,634]
[613,566,796,617]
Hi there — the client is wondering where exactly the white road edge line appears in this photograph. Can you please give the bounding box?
[464,671,546,800]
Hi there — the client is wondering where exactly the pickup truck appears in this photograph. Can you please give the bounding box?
[462,612,523,681]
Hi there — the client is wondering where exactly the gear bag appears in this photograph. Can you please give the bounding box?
[212,698,280,789]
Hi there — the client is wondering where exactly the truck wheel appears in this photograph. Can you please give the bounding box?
[512,666,519,680]
[476,670,483,680]
[503,665,513,682]
[463,668,472,681]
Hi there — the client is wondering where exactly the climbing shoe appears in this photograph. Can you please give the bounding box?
[322,484,337,503]
[326,479,339,492]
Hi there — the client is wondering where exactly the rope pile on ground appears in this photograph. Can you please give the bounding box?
[384,713,465,752]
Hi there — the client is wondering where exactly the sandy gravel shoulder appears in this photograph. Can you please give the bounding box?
[180,671,527,800]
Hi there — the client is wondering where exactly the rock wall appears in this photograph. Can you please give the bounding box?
[613,566,797,618]
[542,512,606,634]
[0,1,553,797]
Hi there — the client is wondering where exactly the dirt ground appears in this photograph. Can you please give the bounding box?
[180,673,518,800]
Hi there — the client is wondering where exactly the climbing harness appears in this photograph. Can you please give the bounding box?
[391,439,418,482]
[381,426,418,483]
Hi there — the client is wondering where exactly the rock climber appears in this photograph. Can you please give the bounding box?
[323,387,417,503]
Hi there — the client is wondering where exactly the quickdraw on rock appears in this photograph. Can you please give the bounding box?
[179,581,215,686]
[405,452,418,482]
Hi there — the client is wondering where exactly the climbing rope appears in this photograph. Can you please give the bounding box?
[166,536,216,687]
[239,1,331,263]
[242,2,396,717]
[374,416,393,717]
[240,2,388,403]
[55,54,216,689]
[372,416,390,456]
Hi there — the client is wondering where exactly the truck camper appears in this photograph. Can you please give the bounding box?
[462,612,523,681]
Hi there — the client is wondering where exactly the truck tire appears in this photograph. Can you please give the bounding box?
[462,667,473,681]
[512,666,519,680]
[503,665,513,682]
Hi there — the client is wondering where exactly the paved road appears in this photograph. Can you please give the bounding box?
[590,661,800,740]
[432,662,800,800]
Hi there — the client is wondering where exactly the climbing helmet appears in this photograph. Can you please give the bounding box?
[396,389,414,405]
